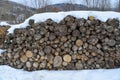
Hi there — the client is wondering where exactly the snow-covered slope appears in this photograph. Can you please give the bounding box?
[0,11,120,80]
[0,65,120,80]
[6,11,120,33]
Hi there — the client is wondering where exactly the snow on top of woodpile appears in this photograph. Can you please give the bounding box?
[0,11,119,33]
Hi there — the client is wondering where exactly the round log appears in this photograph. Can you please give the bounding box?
[20,55,28,63]
[76,39,83,46]
[53,56,62,67]
[63,54,72,63]
[25,51,33,58]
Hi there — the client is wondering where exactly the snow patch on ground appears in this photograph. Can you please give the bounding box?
[0,21,9,26]
[0,65,120,80]
[0,49,6,54]
[2,11,120,33]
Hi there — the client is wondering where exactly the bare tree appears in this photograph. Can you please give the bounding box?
[61,0,78,11]
[30,0,50,9]
[116,0,120,12]
[29,0,51,12]
[84,0,89,7]
[93,0,100,8]
[84,0,96,8]
[84,0,111,11]
[98,0,111,11]
[118,0,120,11]
[69,0,78,10]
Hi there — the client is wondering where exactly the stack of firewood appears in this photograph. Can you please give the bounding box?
[0,15,120,71]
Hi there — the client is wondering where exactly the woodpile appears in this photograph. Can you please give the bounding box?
[0,15,120,71]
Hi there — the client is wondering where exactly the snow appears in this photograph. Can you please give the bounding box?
[0,65,119,80]
[0,49,6,54]
[4,11,120,33]
[0,21,9,26]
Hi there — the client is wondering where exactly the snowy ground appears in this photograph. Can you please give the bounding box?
[0,65,120,80]
[0,11,120,80]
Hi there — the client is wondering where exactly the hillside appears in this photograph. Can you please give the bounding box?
[37,3,88,12]
[52,3,88,10]
[0,0,36,24]
[0,2,88,23]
